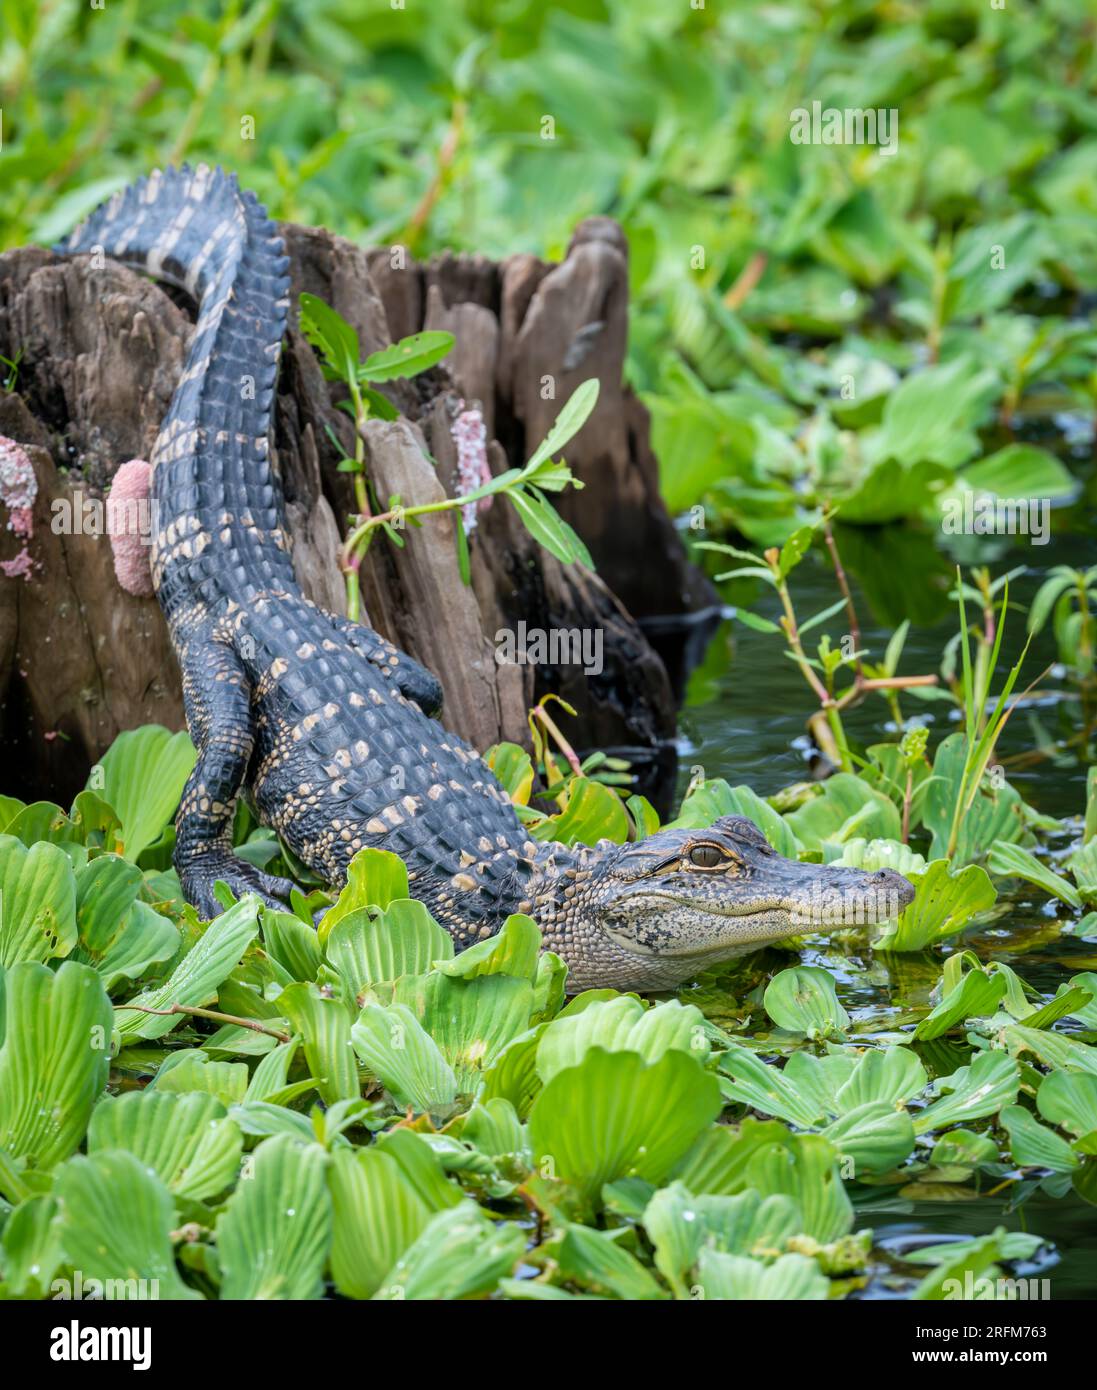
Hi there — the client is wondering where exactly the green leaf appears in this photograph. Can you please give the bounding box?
[548,1222,668,1300]
[1070,841,1097,900]
[833,1047,928,1111]
[878,356,997,469]
[914,1051,1020,1134]
[913,965,1008,1040]
[694,1249,829,1301]
[393,971,533,1092]
[643,1182,802,1297]
[827,836,927,878]
[95,726,196,862]
[798,595,850,634]
[528,1047,721,1207]
[763,966,850,1039]
[507,484,592,568]
[87,1090,242,1201]
[1038,1070,1097,1140]
[0,1193,63,1297]
[987,840,1081,909]
[959,443,1075,503]
[434,912,541,982]
[318,848,409,944]
[0,835,77,966]
[626,793,661,838]
[1000,1105,1078,1172]
[1004,1025,1097,1077]
[299,292,360,383]
[743,1133,852,1243]
[326,899,453,999]
[784,774,900,853]
[3,801,79,848]
[114,896,260,1040]
[244,1038,301,1102]
[453,507,471,584]
[359,330,454,383]
[522,379,600,474]
[0,961,112,1175]
[778,523,816,577]
[351,1002,457,1112]
[328,1136,455,1299]
[55,1151,200,1299]
[920,733,1026,864]
[877,860,997,952]
[946,215,1049,320]
[373,1202,524,1300]
[485,742,535,804]
[929,1130,1000,1172]
[261,907,321,982]
[479,1026,546,1118]
[538,997,709,1085]
[279,982,359,1104]
[731,607,781,634]
[71,854,179,990]
[215,1134,332,1300]
[913,1231,1006,1301]
[821,1101,916,1174]
[359,384,399,420]
[1028,570,1078,636]
[670,1117,796,1197]
[152,1049,250,1106]
[528,775,630,846]
[718,1045,827,1128]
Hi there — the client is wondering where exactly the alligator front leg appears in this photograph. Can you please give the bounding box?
[175,638,293,917]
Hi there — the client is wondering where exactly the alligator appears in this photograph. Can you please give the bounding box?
[59,166,914,991]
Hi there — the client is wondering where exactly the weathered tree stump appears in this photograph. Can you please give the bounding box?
[0,216,716,810]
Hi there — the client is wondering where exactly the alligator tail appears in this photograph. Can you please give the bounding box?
[58,165,295,608]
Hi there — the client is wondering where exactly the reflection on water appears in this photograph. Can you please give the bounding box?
[676,530,1097,1299]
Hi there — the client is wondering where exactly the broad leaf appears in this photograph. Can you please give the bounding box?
[0,835,76,966]
[55,1150,200,1299]
[215,1134,332,1300]
[87,1090,242,1201]
[95,726,196,862]
[0,961,112,1174]
[528,1047,721,1206]
[351,1002,457,1112]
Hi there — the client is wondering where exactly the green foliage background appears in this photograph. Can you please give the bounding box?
[3,0,1094,542]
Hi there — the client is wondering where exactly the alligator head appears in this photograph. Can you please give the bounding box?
[533,814,914,992]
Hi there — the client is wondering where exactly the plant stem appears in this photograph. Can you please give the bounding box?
[723,252,768,310]
[1077,573,1094,679]
[341,376,373,621]
[774,572,831,707]
[531,704,583,779]
[822,516,863,682]
[114,1002,291,1042]
[901,768,913,844]
[405,99,467,252]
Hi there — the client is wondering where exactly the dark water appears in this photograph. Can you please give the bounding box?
[676,524,1097,1298]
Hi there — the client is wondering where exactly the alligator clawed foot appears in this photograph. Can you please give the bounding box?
[179,852,294,919]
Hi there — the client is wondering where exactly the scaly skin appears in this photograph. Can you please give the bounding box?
[60,166,914,990]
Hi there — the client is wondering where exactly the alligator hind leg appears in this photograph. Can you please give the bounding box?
[174,638,293,918]
[327,612,443,716]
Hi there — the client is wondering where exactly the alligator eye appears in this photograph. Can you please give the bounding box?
[688,844,724,869]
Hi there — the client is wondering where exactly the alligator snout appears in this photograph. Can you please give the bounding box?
[785,861,915,928]
[871,867,916,904]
